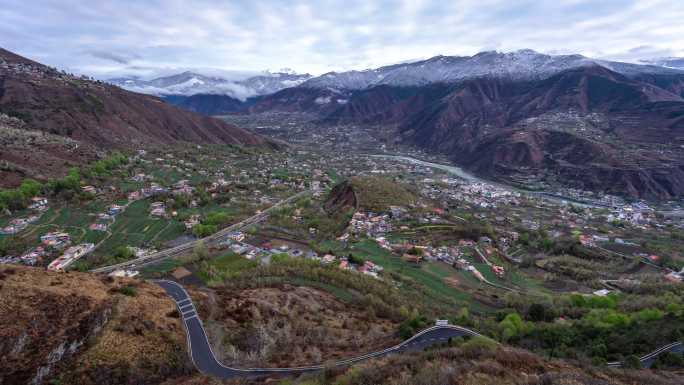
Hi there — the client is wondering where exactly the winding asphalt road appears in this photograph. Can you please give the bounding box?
[158,280,684,377]
[607,341,684,368]
[156,280,484,379]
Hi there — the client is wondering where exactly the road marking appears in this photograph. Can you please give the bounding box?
[156,279,497,377]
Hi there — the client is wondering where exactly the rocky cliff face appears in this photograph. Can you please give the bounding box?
[0,266,189,385]
[324,180,358,214]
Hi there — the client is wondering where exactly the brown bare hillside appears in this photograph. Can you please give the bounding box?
[191,284,400,368]
[0,266,189,385]
[0,47,268,187]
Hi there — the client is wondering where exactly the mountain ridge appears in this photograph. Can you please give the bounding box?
[108,70,312,100]
[300,49,684,91]
[246,65,684,199]
[0,47,267,187]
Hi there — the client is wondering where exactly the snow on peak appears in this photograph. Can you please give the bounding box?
[301,49,682,90]
[108,70,312,100]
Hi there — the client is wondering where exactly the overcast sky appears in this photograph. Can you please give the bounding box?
[1,0,683,79]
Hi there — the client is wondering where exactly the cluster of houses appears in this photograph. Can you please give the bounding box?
[184,214,201,230]
[28,197,49,211]
[344,211,393,239]
[172,180,194,196]
[88,204,124,232]
[128,183,168,201]
[336,257,384,279]
[47,243,95,271]
[214,232,272,261]
[40,231,71,249]
[0,226,94,271]
[0,215,40,235]
[0,245,47,266]
[0,197,48,235]
[150,202,167,217]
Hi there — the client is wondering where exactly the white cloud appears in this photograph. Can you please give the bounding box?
[0,0,683,78]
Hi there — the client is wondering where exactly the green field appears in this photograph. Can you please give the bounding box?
[139,258,185,276]
[348,239,480,310]
[195,252,259,286]
[91,199,185,258]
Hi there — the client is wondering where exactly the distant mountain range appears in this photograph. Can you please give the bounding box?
[7,45,682,199]
[126,50,684,199]
[146,49,684,117]
[244,51,684,200]
[299,49,684,90]
[640,57,684,70]
[0,47,266,187]
[108,70,311,100]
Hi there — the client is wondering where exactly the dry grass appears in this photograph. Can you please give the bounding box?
[193,284,400,368]
[0,265,189,385]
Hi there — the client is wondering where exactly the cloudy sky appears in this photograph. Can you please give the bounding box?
[1,0,683,79]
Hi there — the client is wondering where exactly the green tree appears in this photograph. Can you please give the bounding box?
[499,312,526,342]
[527,303,547,322]
[193,241,208,261]
[623,355,642,369]
[651,352,684,369]
[192,224,217,238]
[113,246,134,261]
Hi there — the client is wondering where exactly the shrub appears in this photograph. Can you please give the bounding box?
[499,312,527,342]
[117,286,137,296]
[113,246,134,261]
[461,335,498,356]
[623,354,642,369]
[650,351,684,369]
[582,309,630,329]
[527,303,547,322]
[399,314,428,339]
[632,308,664,323]
[192,223,217,238]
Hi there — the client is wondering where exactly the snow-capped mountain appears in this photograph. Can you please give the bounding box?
[109,50,684,99]
[640,57,684,70]
[108,71,311,100]
[301,49,684,90]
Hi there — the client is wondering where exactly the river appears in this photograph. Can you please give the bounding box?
[370,154,608,209]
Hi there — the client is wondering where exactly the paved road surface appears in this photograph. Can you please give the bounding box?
[607,341,684,368]
[156,280,484,379]
[158,280,683,377]
[90,190,310,274]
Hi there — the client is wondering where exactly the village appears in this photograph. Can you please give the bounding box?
[1,142,682,292]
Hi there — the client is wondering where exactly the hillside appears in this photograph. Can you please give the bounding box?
[264,340,684,385]
[323,177,418,213]
[0,265,189,385]
[163,94,258,116]
[0,47,266,187]
[248,66,684,199]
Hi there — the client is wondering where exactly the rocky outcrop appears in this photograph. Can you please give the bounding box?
[0,266,188,385]
[324,180,357,214]
[0,267,114,385]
